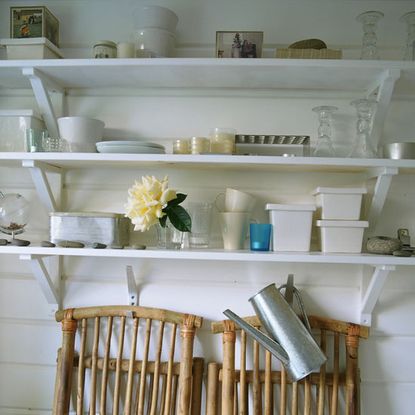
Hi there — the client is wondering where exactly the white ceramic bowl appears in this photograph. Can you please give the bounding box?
[133,5,178,32]
[134,28,176,57]
[58,116,105,152]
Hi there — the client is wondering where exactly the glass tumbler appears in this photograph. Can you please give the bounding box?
[187,202,213,248]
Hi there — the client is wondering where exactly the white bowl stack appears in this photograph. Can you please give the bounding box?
[313,187,368,253]
[133,5,178,57]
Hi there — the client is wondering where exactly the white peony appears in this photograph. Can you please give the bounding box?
[125,175,177,232]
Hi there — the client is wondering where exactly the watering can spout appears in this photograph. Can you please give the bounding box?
[223,309,290,365]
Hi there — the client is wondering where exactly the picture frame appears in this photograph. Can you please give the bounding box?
[216,31,263,58]
[10,6,60,47]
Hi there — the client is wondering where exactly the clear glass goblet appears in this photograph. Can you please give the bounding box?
[400,11,415,61]
[357,11,384,60]
[312,106,338,157]
[349,98,378,158]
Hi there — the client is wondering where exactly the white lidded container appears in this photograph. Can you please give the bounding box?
[312,187,367,220]
[50,212,130,247]
[316,220,369,253]
[0,110,45,151]
[0,37,63,59]
[266,203,316,252]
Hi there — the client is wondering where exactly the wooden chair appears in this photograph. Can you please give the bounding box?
[53,305,203,415]
[206,315,369,415]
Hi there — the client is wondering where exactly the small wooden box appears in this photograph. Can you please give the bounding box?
[10,6,59,47]
[276,48,342,59]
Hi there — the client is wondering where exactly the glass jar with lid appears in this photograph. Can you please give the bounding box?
[93,40,117,58]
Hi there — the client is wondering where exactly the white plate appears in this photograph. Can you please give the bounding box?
[97,145,165,154]
[96,141,165,149]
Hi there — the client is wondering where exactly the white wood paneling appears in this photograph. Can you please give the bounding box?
[1,0,415,413]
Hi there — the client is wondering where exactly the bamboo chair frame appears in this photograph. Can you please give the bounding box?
[53,305,203,415]
[206,315,369,415]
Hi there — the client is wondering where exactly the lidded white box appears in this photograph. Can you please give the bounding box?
[266,203,316,252]
[316,220,369,253]
[312,187,367,220]
[0,110,45,151]
[0,37,63,59]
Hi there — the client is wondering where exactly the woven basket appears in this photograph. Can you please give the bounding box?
[276,48,342,59]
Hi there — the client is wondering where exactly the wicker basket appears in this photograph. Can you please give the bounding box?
[276,48,342,59]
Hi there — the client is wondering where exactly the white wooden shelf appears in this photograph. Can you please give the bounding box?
[1,245,414,265]
[1,58,415,95]
[1,152,415,172]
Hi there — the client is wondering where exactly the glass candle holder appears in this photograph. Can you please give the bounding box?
[173,139,190,154]
[312,106,338,157]
[209,127,236,154]
[400,11,415,61]
[190,136,210,154]
[357,11,384,60]
[349,98,378,158]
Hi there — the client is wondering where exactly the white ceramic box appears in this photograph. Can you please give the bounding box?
[312,187,367,220]
[266,203,316,252]
[316,220,369,253]
[0,110,45,151]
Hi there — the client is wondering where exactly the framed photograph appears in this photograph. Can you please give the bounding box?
[10,6,60,47]
[216,31,263,58]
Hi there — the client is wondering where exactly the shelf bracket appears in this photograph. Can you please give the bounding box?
[360,265,395,326]
[366,69,401,154]
[22,160,62,212]
[19,254,61,315]
[365,166,399,235]
[126,265,138,306]
[22,67,64,139]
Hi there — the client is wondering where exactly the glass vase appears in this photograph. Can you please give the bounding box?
[156,218,185,249]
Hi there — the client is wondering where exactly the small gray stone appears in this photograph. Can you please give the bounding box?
[366,236,401,255]
[0,239,8,246]
[10,238,31,246]
[393,249,412,257]
[131,244,146,250]
[110,245,124,249]
[41,241,56,248]
[92,242,107,249]
[57,241,85,248]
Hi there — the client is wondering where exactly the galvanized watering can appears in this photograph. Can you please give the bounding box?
[224,282,327,382]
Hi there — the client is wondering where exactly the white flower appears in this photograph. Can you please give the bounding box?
[125,176,177,232]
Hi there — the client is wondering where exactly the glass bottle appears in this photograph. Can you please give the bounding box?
[400,11,415,61]
[349,98,377,158]
[357,11,384,60]
[312,106,338,157]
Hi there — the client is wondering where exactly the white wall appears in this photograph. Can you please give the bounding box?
[1,0,415,414]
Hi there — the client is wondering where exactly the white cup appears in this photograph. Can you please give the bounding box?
[219,212,250,250]
[216,188,256,213]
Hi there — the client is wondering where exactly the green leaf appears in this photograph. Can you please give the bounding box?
[159,215,168,228]
[167,193,187,207]
[167,205,192,232]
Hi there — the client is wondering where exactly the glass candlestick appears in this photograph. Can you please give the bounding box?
[357,11,384,60]
[349,98,378,158]
[400,11,415,61]
[312,106,338,157]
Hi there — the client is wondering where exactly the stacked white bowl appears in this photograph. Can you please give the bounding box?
[133,5,178,57]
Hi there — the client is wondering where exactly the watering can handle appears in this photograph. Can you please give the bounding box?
[223,309,290,366]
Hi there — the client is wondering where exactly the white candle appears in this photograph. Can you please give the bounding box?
[116,42,135,58]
